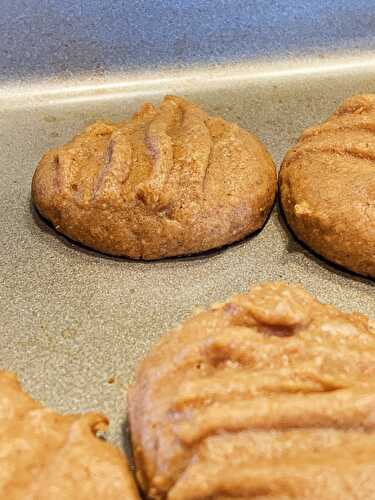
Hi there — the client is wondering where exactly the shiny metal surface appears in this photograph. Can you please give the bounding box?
[2,0,375,83]
[0,1,374,459]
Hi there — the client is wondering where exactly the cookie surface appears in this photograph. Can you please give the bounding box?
[129,282,375,499]
[0,371,139,499]
[279,94,375,277]
[32,95,276,259]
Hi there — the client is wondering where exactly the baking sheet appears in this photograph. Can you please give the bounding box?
[1,54,374,459]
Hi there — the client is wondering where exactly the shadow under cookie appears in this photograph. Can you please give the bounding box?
[277,197,375,286]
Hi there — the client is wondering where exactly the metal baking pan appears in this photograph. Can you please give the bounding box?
[0,0,374,461]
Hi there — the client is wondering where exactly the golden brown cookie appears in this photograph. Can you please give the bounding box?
[32,95,276,259]
[279,94,375,277]
[128,282,375,499]
[0,371,139,499]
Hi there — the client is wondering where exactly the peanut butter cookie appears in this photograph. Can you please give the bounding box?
[280,94,375,277]
[129,282,375,499]
[32,96,276,259]
[0,371,139,499]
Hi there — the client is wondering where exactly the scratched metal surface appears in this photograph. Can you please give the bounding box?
[0,1,374,464]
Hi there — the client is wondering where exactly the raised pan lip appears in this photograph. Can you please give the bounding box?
[1,50,375,110]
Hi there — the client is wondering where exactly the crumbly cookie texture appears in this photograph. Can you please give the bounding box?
[279,94,375,277]
[0,371,139,499]
[32,95,276,259]
[129,281,375,500]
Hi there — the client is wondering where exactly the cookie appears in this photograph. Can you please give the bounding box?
[32,95,276,259]
[279,94,375,277]
[0,371,139,499]
[128,282,375,499]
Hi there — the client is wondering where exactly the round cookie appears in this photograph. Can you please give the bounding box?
[279,94,375,277]
[0,370,139,499]
[128,282,375,500]
[32,96,276,259]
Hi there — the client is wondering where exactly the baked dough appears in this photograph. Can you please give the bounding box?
[279,94,375,277]
[0,371,139,499]
[129,281,375,499]
[32,95,276,259]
